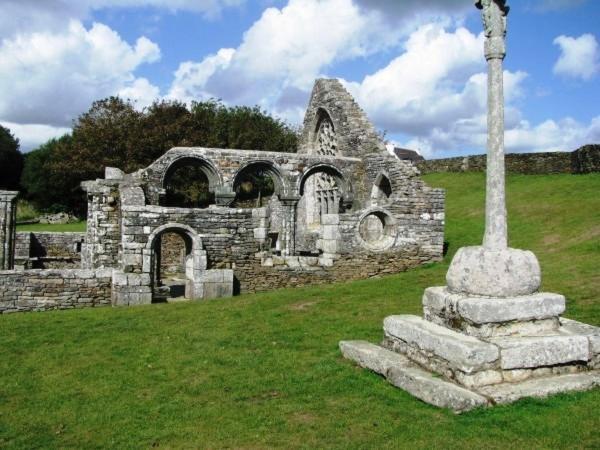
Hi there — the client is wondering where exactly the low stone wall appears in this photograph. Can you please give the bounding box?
[417,145,600,175]
[15,232,85,269]
[236,245,440,293]
[0,269,112,313]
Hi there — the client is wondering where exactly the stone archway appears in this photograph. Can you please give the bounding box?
[161,156,222,208]
[142,224,207,301]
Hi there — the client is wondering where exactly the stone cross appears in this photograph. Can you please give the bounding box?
[476,0,510,250]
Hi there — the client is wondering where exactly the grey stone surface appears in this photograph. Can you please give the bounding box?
[458,292,564,323]
[491,335,590,369]
[383,315,499,373]
[339,340,411,375]
[423,286,565,325]
[477,371,600,405]
[339,340,489,412]
[560,318,600,368]
[386,366,489,413]
[446,246,541,297]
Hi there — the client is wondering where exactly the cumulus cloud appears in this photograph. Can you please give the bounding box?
[167,49,236,103]
[0,20,160,128]
[0,0,246,39]
[167,0,433,122]
[553,34,600,80]
[340,23,597,157]
[506,116,600,152]
[354,0,471,20]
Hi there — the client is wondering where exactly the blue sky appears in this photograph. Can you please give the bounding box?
[0,0,598,157]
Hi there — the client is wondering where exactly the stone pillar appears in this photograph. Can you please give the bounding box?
[480,0,509,250]
[0,191,18,270]
[279,195,300,256]
[446,0,541,298]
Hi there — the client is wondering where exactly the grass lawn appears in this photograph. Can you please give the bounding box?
[16,221,87,233]
[1,173,599,449]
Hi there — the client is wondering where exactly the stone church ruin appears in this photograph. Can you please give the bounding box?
[0,79,445,312]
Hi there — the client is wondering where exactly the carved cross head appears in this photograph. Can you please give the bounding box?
[475,0,509,37]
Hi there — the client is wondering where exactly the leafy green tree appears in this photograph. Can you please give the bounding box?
[0,125,24,190]
[21,135,73,212]
[21,96,299,214]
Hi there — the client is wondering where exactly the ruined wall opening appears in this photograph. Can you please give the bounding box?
[371,173,392,204]
[232,162,283,209]
[151,229,192,301]
[357,210,396,251]
[141,223,208,302]
[163,157,219,208]
[296,165,348,254]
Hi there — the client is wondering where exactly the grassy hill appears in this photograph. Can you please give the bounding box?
[1,173,599,449]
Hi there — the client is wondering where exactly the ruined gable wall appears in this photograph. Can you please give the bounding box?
[298,79,386,158]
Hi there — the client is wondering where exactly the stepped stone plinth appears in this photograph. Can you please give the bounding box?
[339,0,600,412]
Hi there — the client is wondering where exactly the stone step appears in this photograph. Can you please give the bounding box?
[477,371,600,405]
[423,286,565,324]
[383,315,499,373]
[339,341,489,413]
[490,334,590,370]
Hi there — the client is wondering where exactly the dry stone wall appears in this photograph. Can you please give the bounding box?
[15,232,84,269]
[417,145,600,175]
[0,269,112,313]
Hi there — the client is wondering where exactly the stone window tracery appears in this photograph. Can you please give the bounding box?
[316,117,338,156]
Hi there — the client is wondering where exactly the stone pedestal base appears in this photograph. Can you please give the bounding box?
[340,286,600,412]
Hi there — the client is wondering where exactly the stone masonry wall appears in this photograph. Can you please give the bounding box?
[242,246,439,293]
[15,232,85,269]
[0,269,112,313]
[417,145,600,175]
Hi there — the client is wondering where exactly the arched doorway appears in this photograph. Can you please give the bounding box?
[143,224,206,302]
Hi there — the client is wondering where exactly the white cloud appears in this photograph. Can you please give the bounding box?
[167,0,431,122]
[553,34,600,80]
[0,20,160,128]
[506,116,600,153]
[167,48,236,103]
[0,0,246,40]
[0,122,71,152]
[118,78,161,109]
[340,23,598,157]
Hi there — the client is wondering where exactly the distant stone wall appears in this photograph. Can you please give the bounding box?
[417,145,600,175]
[242,246,438,293]
[0,269,112,313]
[15,232,85,269]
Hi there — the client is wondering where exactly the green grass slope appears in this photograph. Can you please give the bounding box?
[1,173,599,449]
[16,221,87,232]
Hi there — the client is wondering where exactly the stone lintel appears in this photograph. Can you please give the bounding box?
[383,315,499,373]
[491,335,590,370]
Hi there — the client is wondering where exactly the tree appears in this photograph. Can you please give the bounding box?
[21,135,73,212]
[0,125,24,190]
[21,96,299,214]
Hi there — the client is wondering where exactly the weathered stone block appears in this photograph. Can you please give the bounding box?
[491,335,590,369]
[384,315,499,373]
